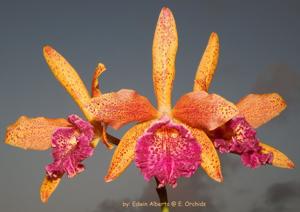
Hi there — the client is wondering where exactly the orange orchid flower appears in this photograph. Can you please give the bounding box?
[5,46,119,202]
[4,6,294,207]
[85,7,240,187]
[192,27,294,170]
[85,7,294,188]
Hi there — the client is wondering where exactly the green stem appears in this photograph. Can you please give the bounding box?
[155,177,170,212]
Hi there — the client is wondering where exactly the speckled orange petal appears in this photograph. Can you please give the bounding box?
[43,45,93,120]
[236,93,287,128]
[91,63,106,97]
[175,120,223,182]
[194,32,219,92]
[260,142,295,169]
[172,91,238,131]
[104,120,153,182]
[86,89,158,129]
[40,176,62,203]
[5,116,71,150]
[152,7,178,112]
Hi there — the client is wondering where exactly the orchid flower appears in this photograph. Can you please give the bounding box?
[4,6,294,209]
[5,46,119,202]
[85,7,294,189]
[191,25,295,170]
[84,7,241,188]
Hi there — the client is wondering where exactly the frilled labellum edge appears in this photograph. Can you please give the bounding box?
[213,116,273,168]
[45,114,95,178]
[135,116,201,188]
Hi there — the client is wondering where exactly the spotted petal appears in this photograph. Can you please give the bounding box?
[40,176,61,203]
[173,91,238,131]
[183,123,223,182]
[194,32,219,92]
[152,7,178,112]
[86,89,158,129]
[43,45,93,120]
[260,142,295,169]
[105,121,153,182]
[5,116,71,150]
[236,93,287,128]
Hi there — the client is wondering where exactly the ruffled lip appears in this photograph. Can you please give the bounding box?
[213,116,273,168]
[45,114,95,178]
[135,116,201,188]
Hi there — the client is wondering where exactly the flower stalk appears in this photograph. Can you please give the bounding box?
[155,177,169,212]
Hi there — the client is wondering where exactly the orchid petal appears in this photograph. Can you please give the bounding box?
[43,46,93,120]
[135,117,201,187]
[260,142,295,169]
[173,91,238,131]
[91,63,106,97]
[45,114,94,179]
[152,7,178,112]
[40,176,61,203]
[86,89,158,129]
[104,121,153,182]
[212,117,274,169]
[236,93,286,128]
[5,116,71,150]
[194,32,219,92]
[183,123,223,182]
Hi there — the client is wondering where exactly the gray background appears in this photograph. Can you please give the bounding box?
[0,0,299,211]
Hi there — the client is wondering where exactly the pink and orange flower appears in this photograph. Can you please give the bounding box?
[4,7,294,203]
[5,46,119,202]
[85,7,294,187]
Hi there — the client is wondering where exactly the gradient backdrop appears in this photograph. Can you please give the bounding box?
[0,0,299,212]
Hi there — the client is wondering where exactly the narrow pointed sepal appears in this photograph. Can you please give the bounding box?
[43,45,93,120]
[40,176,62,203]
[152,7,178,112]
[260,142,295,169]
[194,32,219,92]
[185,124,223,182]
[104,121,153,182]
